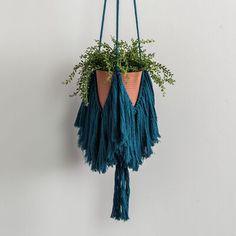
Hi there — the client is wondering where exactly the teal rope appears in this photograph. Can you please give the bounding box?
[133,0,141,56]
[99,0,107,50]
[99,0,141,60]
[116,0,120,65]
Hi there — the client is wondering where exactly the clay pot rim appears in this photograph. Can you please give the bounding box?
[96,70,142,75]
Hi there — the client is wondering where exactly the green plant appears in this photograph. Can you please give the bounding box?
[63,38,174,105]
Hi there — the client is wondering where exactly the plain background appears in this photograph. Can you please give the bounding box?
[1,0,236,235]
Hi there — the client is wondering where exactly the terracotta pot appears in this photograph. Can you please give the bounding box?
[96,70,142,108]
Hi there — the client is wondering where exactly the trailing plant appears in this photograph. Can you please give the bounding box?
[63,38,174,105]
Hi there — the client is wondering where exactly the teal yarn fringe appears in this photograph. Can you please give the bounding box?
[111,157,130,221]
[74,67,161,221]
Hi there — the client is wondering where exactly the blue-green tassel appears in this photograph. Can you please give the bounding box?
[111,157,130,221]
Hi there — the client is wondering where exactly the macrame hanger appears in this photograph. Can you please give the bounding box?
[75,0,160,222]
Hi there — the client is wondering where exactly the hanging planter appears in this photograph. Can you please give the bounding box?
[64,0,174,221]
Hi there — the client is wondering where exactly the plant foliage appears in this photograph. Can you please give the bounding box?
[63,38,174,105]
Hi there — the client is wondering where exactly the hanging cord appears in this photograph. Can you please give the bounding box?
[99,0,141,58]
[99,0,108,51]
[115,0,120,66]
[133,0,141,56]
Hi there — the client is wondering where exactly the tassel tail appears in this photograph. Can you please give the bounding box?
[111,160,130,221]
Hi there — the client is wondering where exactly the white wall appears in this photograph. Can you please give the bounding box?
[1,0,236,235]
